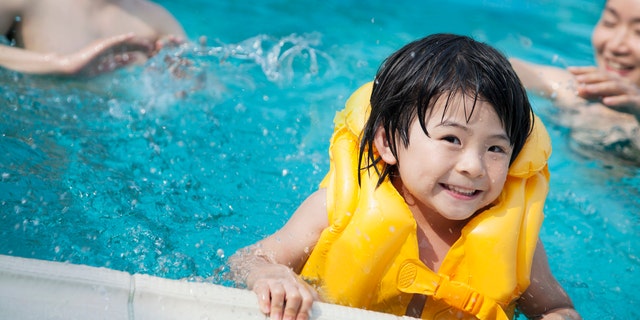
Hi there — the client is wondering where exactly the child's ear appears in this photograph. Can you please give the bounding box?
[374,126,398,165]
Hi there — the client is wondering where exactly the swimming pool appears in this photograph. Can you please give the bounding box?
[0,0,637,319]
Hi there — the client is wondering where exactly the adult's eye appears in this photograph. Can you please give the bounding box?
[601,20,616,28]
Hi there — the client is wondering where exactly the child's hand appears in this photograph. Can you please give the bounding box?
[568,66,640,120]
[248,263,320,320]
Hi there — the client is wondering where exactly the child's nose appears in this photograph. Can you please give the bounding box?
[455,151,485,178]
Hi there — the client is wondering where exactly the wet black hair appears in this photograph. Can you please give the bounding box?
[359,33,533,186]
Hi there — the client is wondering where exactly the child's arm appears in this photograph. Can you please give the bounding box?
[228,188,329,320]
[517,239,582,320]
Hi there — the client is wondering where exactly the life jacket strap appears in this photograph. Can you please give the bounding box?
[397,260,509,320]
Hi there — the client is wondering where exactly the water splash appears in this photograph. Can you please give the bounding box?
[91,33,336,115]
[192,32,335,84]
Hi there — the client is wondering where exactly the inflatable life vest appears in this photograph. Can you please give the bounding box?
[299,82,551,319]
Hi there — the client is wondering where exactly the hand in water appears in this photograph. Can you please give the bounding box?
[569,66,640,120]
[58,33,154,77]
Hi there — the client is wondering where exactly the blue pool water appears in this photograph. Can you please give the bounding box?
[1,0,638,319]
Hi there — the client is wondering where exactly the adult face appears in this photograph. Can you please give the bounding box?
[592,0,640,86]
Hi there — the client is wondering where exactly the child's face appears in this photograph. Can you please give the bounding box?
[380,93,512,221]
[592,0,640,86]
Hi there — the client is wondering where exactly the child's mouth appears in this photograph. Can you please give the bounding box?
[443,184,479,197]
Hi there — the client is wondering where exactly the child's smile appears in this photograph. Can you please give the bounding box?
[441,183,481,198]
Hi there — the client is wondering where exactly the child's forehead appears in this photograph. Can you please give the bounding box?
[422,92,503,127]
[432,90,484,103]
[427,91,489,115]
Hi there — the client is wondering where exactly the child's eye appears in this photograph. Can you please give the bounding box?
[442,135,461,145]
[488,145,507,154]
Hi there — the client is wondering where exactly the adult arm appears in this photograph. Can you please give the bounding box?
[517,239,582,320]
[511,58,640,122]
[132,0,186,50]
[146,2,185,38]
[0,33,153,76]
[510,58,586,108]
[227,188,329,320]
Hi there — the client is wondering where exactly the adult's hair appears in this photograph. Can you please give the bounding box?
[360,33,533,186]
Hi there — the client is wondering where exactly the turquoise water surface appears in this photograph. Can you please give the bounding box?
[1,1,638,319]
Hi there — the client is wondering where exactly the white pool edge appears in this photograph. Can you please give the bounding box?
[0,254,411,320]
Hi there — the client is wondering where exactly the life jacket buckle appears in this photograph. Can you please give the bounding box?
[433,275,485,316]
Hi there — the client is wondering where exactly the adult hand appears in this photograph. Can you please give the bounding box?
[0,33,154,76]
[247,263,319,320]
[153,34,185,55]
[63,33,156,76]
[569,66,640,120]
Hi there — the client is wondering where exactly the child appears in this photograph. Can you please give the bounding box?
[228,34,581,320]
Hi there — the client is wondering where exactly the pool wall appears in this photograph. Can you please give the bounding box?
[0,255,410,319]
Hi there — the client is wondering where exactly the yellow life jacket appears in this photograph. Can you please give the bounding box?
[299,82,552,319]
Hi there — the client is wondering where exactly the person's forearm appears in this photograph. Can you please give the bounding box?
[510,58,553,95]
[0,45,68,74]
[227,246,277,288]
[0,34,155,76]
